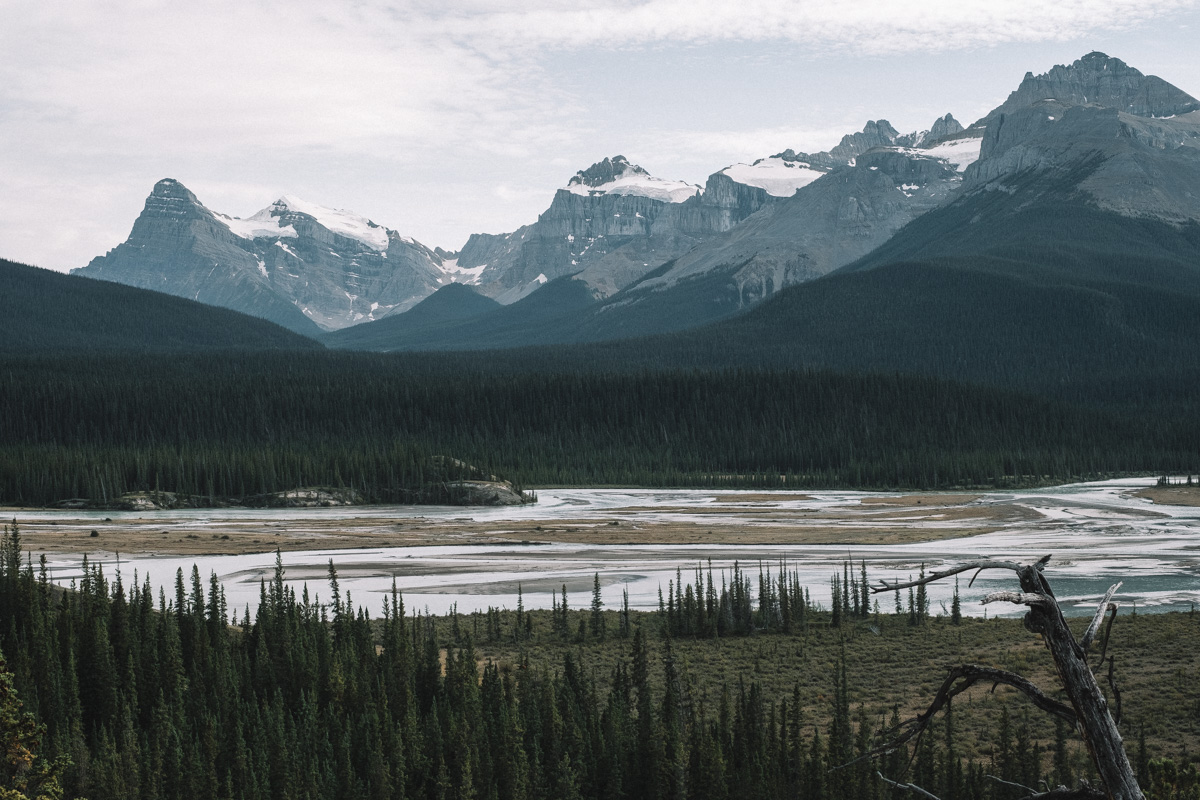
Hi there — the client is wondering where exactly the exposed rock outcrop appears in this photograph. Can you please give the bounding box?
[624,148,964,309]
[963,54,1200,226]
[456,156,718,301]
[444,481,530,506]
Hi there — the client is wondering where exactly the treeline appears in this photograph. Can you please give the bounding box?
[0,523,1161,800]
[3,352,1197,505]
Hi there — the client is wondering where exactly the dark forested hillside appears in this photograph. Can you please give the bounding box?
[454,198,1200,406]
[1,352,1196,506]
[325,276,595,351]
[322,283,501,350]
[0,258,321,354]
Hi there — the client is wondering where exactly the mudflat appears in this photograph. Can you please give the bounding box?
[1134,485,1200,507]
[4,493,1039,557]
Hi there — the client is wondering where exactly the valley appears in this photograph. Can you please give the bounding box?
[4,43,1200,800]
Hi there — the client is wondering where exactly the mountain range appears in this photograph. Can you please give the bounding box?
[55,51,1200,370]
[71,84,982,333]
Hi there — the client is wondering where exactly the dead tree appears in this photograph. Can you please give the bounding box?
[865,556,1142,800]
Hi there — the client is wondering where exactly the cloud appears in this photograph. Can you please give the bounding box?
[2,0,1198,271]
[427,0,1200,55]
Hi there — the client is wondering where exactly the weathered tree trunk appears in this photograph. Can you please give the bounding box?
[1013,562,1143,800]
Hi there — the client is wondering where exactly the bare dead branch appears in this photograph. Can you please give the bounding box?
[876,771,942,800]
[843,664,1074,769]
[986,774,1038,794]
[1018,786,1107,800]
[870,559,1036,594]
[1080,583,1122,652]
[987,775,1109,800]
[982,591,1054,607]
[1095,603,1119,669]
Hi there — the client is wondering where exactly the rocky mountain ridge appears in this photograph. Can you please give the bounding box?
[326,50,1200,353]
[73,181,460,333]
[76,51,1199,351]
[981,51,1200,123]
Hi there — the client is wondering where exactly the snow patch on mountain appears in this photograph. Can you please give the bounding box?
[276,195,391,251]
[565,156,700,203]
[436,257,487,285]
[274,240,300,259]
[565,173,700,203]
[217,211,298,241]
[887,135,983,173]
[720,157,825,197]
[919,135,983,171]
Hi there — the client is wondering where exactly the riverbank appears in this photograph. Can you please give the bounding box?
[1135,485,1200,507]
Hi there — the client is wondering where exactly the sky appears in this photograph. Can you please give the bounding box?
[3,0,1200,273]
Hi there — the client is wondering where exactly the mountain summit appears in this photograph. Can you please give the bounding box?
[982,51,1200,122]
[74,180,459,332]
[564,155,701,203]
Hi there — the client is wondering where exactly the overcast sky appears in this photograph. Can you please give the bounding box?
[4,0,1200,273]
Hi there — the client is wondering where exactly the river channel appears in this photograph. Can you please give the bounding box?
[26,477,1200,619]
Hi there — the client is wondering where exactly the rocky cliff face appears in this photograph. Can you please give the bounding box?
[74,181,454,332]
[623,148,964,309]
[897,113,965,146]
[595,113,979,312]
[964,53,1200,225]
[458,119,971,304]
[982,52,1200,123]
[456,156,718,301]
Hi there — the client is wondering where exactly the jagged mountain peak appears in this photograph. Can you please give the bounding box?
[74,179,452,333]
[568,155,648,189]
[150,177,199,201]
[924,113,965,143]
[828,120,902,161]
[983,51,1200,122]
[562,155,700,203]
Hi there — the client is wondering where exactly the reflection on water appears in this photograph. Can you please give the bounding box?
[38,477,1200,619]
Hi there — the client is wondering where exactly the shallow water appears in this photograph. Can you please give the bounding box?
[37,477,1200,619]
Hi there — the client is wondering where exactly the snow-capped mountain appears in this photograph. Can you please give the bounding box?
[73,182,460,332]
[589,53,1198,340]
[564,156,701,202]
[455,155,719,302]
[328,51,1200,354]
[452,126,975,305]
[75,51,1200,350]
[599,114,980,309]
[711,114,971,202]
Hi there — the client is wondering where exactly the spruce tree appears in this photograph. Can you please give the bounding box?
[590,573,606,641]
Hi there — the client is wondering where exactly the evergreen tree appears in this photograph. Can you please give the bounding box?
[0,647,65,800]
[951,576,962,626]
[590,573,606,641]
[915,564,928,624]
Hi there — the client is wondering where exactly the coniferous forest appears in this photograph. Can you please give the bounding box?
[0,523,1197,800]
[2,352,1197,507]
